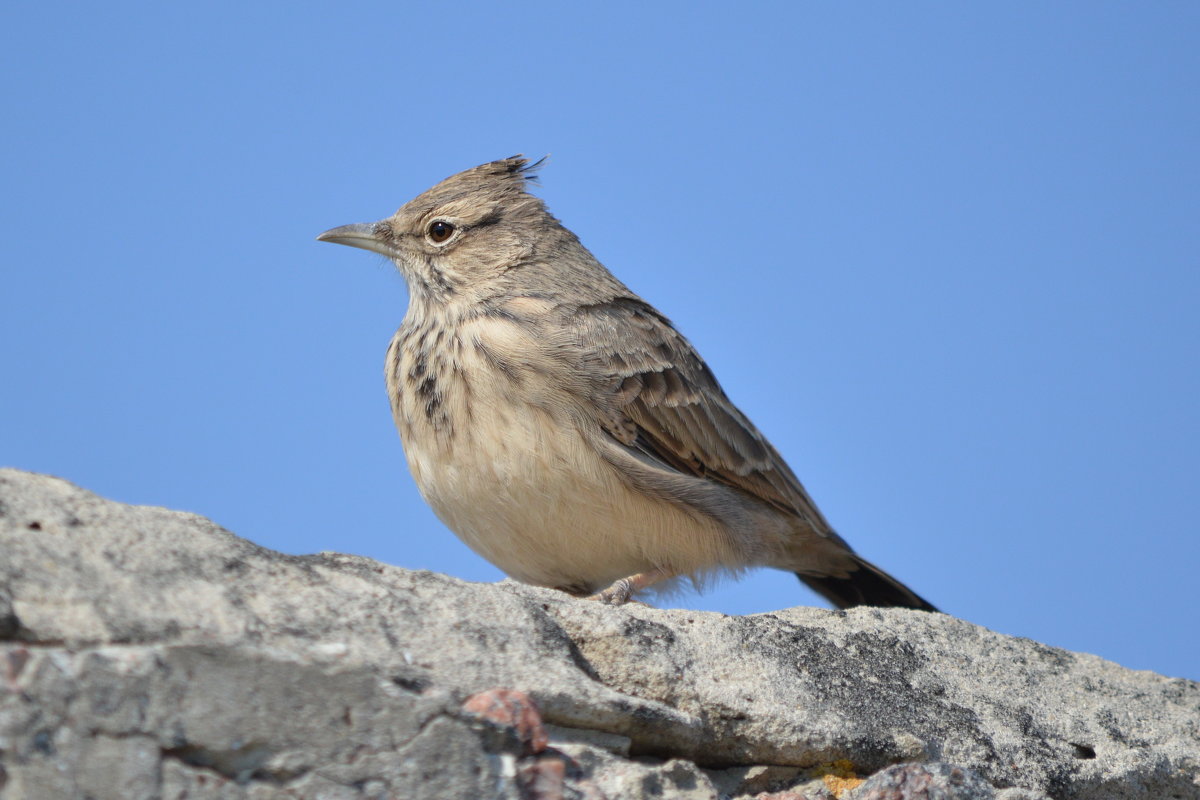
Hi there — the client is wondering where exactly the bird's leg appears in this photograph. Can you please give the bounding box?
[588,566,675,605]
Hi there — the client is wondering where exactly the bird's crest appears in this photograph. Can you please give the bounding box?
[403,156,548,215]
[464,155,546,187]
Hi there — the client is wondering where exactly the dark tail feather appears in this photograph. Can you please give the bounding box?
[798,555,938,612]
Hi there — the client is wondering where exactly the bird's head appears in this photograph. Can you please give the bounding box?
[318,156,552,301]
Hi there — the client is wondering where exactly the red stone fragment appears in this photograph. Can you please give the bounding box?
[518,754,567,800]
[461,688,549,755]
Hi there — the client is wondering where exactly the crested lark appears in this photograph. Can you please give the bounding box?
[318,157,936,611]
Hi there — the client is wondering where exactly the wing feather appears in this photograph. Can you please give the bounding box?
[573,296,831,531]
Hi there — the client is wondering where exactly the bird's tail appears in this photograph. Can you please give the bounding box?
[798,555,938,612]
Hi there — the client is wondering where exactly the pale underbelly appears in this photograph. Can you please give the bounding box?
[401,401,735,592]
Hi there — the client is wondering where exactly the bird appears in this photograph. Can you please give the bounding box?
[317,156,937,611]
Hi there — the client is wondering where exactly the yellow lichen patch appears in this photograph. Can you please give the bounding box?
[818,760,864,797]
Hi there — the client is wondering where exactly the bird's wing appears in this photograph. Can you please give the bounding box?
[571,296,834,534]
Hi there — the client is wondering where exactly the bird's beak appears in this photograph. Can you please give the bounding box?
[316,222,399,259]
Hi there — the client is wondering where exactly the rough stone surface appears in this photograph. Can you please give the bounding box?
[0,468,1196,799]
[851,762,1034,799]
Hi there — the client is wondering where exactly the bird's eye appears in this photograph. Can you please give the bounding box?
[427,220,455,244]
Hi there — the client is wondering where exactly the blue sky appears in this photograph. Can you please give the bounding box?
[3,3,1197,680]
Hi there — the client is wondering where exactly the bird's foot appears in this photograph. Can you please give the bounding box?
[591,577,635,604]
[587,567,674,605]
